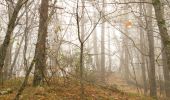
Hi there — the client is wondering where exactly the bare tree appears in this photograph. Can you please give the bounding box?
[108,28,112,72]
[100,0,106,83]
[33,0,49,86]
[93,11,100,72]
[152,0,170,98]
[145,1,157,97]
[3,0,14,80]
[139,1,147,95]
[0,0,28,83]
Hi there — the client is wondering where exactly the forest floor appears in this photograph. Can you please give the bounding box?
[0,75,154,100]
[107,73,141,94]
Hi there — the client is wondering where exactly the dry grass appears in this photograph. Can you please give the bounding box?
[0,77,154,100]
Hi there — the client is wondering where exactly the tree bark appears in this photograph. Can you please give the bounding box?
[124,33,130,81]
[162,42,170,98]
[146,2,157,98]
[33,0,49,86]
[3,0,14,81]
[152,0,170,98]
[93,11,100,72]
[10,35,24,78]
[139,1,147,95]
[23,2,29,71]
[80,1,85,99]
[161,4,170,98]
[100,0,106,83]
[0,0,27,83]
[80,42,84,99]
[14,58,35,100]
[108,30,112,72]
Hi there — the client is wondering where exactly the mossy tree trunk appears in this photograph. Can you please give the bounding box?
[152,0,170,98]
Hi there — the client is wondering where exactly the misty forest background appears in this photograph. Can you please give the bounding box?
[0,0,170,100]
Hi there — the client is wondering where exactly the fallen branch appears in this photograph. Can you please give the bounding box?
[14,58,35,100]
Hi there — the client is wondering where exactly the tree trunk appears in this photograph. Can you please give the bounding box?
[10,35,24,78]
[79,1,85,99]
[139,1,147,95]
[80,42,84,99]
[124,33,130,81]
[0,0,26,83]
[162,42,170,98]
[108,30,112,72]
[152,0,170,98]
[100,0,106,83]
[152,0,170,72]
[33,0,49,86]
[14,58,35,100]
[122,0,130,82]
[161,4,170,98]
[3,0,14,80]
[93,12,99,72]
[146,3,157,98]
[23,2,29,71]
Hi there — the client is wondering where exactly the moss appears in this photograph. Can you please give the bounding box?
[153,0,161,5]
[158,20,165,25]
[108,96,115,100]
[127,92,139,97]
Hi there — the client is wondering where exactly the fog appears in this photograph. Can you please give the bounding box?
[0,0,170,99]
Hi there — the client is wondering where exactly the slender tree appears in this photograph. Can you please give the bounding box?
[139,1,147,95]
[145,1,157,97]
[108,28,112,72]
[0,0,28,83]
[93,11,99,72]
[100,0,106,83]
[3,0,14,80]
